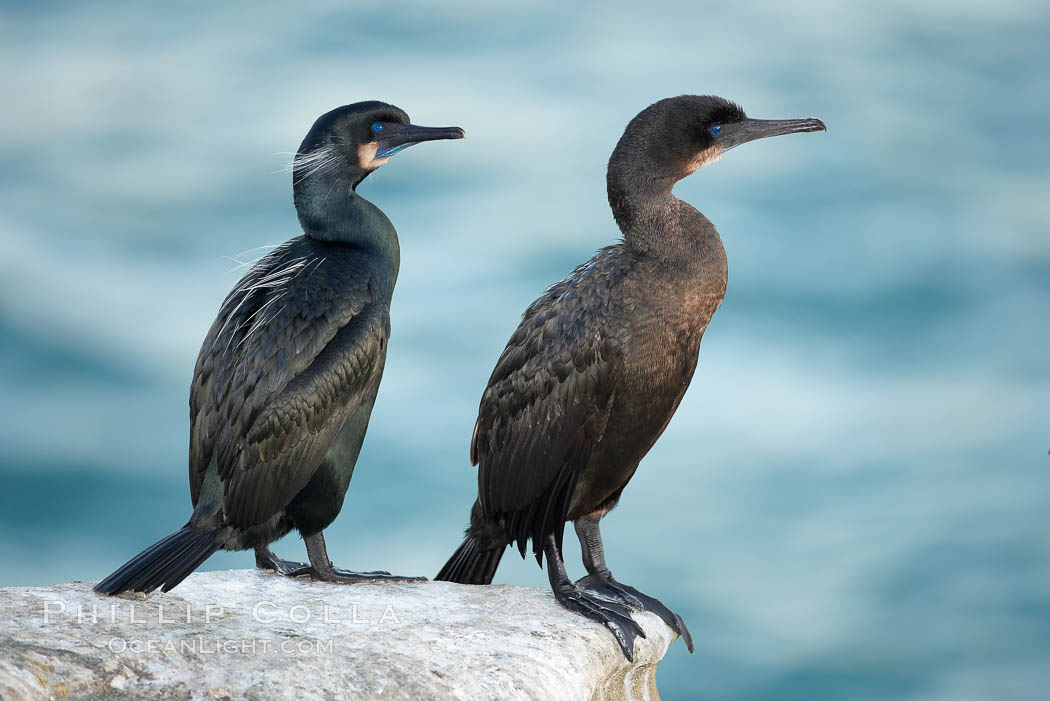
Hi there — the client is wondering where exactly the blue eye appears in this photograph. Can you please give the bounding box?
[371,122,383,133]
[710,125,722,135]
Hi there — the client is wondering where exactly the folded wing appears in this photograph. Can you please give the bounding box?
[189,242,387,529]
[472,249,628,561]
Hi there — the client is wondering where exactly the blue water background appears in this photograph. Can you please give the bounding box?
[1,2,1048,698]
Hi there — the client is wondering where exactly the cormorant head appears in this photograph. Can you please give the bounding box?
[609,95,825,189]
[292,100,464,191]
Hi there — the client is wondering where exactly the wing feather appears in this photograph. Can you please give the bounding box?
[473,247,627,559]
[188,240,386,529]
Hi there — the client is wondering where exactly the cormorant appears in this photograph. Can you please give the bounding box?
[436,95,824,660]
[95,101,464,595]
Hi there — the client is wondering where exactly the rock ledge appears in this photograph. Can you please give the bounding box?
[0,570,673,700]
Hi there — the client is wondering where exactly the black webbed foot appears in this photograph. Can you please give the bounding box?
[553,580,647,661]
[309,565,426,585]
[576,573,694,653]
[295,531,426,584]
[255,547,312,577]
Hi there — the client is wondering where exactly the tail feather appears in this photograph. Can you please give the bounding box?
[94,525,222,595]
[436,535,504,585]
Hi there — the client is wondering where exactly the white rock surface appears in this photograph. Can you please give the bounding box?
[0,570,674,700]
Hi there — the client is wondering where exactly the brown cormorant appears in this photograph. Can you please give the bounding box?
[95,101,464,595]
[436,95,824,660]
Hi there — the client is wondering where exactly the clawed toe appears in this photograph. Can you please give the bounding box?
[256,551,313,578]
[317,567,426,584]
[255,546,424,584]
[672,612,694,652]
[576,574,693,653]
[555,584,646,661]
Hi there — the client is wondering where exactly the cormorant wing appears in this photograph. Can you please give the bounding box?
[188,242,387,529]
[472,251,626,559]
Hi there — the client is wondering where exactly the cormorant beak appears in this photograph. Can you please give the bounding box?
[375,124,465,158]
[718,117,826,153]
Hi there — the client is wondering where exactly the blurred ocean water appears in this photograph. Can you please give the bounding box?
[1,2,1048,698]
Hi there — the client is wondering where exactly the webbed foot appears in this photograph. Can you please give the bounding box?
[554,579,647,661]
[576,573,693,653]
[255,547,311,577]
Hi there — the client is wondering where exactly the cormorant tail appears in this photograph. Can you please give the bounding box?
[94,525,222,596]
[436,535,505,585]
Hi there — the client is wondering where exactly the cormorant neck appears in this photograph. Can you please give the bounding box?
[607,165,671,235]
[293,168,400,266]
[294,168,373,239]
[608,161,717,262]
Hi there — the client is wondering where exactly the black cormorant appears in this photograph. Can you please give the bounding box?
[95,101,464,595]
[436,95,824,660]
